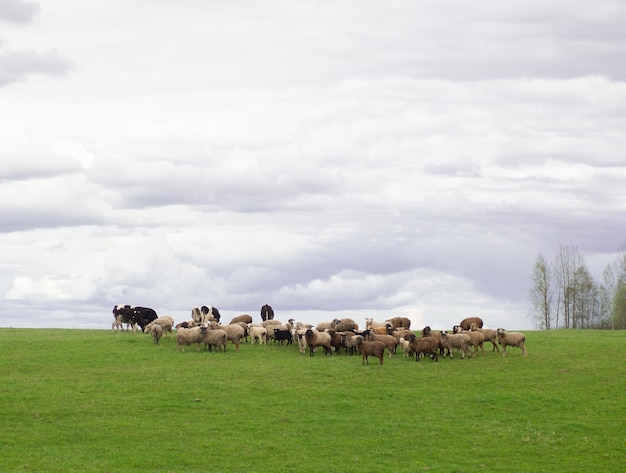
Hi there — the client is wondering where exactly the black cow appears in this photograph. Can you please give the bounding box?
[131,306,158,332]
[261,304,274,321]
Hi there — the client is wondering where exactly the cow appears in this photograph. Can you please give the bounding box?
[261,304,274,321]
[112,305,137,332]
[201,305,221,323]
[130,306,158,332]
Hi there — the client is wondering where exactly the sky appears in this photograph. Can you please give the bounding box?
[1,0,625,331]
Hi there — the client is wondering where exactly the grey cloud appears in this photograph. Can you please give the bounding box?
[0,49,72,86]
[0,0,39,23]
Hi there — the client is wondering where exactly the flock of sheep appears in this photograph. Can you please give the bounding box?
[112,305,528,365]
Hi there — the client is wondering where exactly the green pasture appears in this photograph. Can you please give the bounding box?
[0,328,624,472]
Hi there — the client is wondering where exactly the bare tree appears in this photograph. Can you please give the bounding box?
[552,245,584,329]
[529,253,553,329]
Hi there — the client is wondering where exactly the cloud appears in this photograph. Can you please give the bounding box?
[0,48,72,86]
[0,0,40,24]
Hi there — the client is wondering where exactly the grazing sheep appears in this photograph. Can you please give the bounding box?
[440,330,471,359]
[453,325,485,356]
[356,338,386,366]
[248,324,267,345]
[333,318,359,332]
[304,329,332,357]
[368,332,399,358]
[370,325,391,335]
[145,316,175,337]
[406,334,439,362]
[497,328,527,356]
[176,326,205,352]
[470,323,500,352]
[150,324,163,345]
[460,317,483,331]
[202,327,228,352]
[229,314,253,325]
[390,327,414,340]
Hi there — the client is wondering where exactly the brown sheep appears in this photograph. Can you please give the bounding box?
[385,316,411,329]
[367,332,398,358]
[497,328,527,356]
[356,338,386,366]
[333,318,359,332]
[453,325,485,356]
[421,326,445,356]
[406,334,438,362]
[470,323,500,352]
[229,314,253,325]
[460,317,483,331]
[304,329,332,357]
[440,330,471,359]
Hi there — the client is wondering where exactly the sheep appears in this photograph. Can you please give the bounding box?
[470,323,500,352]
[144,315,175,337]
[234,322,249,343]
[273,328,293,345]
[370,325,391,335]
[460,317,483,331]
[340,333,363,355]
[390,327,414,340]
[333,318,359,332]
[355,338,386,366]
[398,337,413,358]
[315,320,337,332]
[406,334,439,362]
[497,328,527,356]
[440,330,471,359]
[367,332,399,358]
[453,325,485,356]
[210,322,244,351]
[248,324,267,345]
[150,324,163,345]
[229,314,253,325]
[266,324,289,344]
[175,320,195,330]
[176,326,205,352]
[295,329,309,354]
[327,330,345,354]
[421,325,445,356]
[304,329,332,356]
[365,318,387,329]
[385,316,411,329]
[202,327,228,352]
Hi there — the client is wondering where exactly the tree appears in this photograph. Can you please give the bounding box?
[529,253,553,329]
[552,245,584,329]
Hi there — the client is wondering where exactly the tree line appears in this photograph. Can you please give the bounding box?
[529,243,626,330]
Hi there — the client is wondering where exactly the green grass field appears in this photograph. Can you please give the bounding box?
[1,328,624,472]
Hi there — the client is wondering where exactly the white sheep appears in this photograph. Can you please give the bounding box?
[440,330,471,359]
[211,322,244,351]
[398,337,413,357]
[248,324,267,345]
[150,324,163,345]
[176,326,205,352]
[145,316,175,338]
[202,327,227,352]
[497,328,527,356]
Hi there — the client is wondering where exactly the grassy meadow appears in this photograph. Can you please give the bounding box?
[0,327,624,472]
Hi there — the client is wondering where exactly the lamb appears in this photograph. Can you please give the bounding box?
[273,328,293,345]
[304,329,332,356]
[453,325,485,356]
[368,332,399,358]
[440,330,471,359]
[248,324,267,345]
[470,323,500,352]
[229,314,253,325]
[150,324,163,345]
[406,334,439,362]
[355,338,386,366]
[202,327,228,352]
[266,324,289,343]
[398,337,413,358]
[460,317,483,331]
[176,326,205,352]
[144,316,175,337]
[497,328,527,356]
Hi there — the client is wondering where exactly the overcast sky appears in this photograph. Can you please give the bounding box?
[1,0,625,331]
